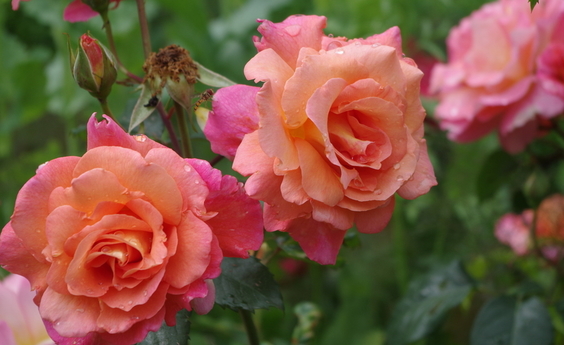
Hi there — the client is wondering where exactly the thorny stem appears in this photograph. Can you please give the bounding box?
[239,309,260,345]
[174,102,193,158]
[100,11,143,83]
[135,0,152,59]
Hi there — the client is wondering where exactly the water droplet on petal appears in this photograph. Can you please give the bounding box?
[76,308,85,313]
[375,189,382,195]
[393,163,401,170]
[143,290,148,296]
[184,165,192,172]
[396,175,405,182]
[128,300,133,305]
[133,135,147,142]
[371,43,381,48]
[328,33,334,38]
[284,25,301,37]
[335,48,345,55]
[327,41,343,50]
[130,316,140,320]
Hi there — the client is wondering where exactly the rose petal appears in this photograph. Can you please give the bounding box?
[63,0,99,22]
[354,197,395,234]
[286,218,347,265]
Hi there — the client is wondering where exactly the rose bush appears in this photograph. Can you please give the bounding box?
[205,15,437,265]
[0,274,55,345]
[0,115,264,345]
[11,0,122,22]
[430,0,564,153]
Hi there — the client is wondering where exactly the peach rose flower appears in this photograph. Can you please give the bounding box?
[205,15,437,264]
[0,274,55,345]
[430,0,564,153]
[0,115,263,345]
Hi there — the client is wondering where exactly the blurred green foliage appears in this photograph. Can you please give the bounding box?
[1,0,562,344]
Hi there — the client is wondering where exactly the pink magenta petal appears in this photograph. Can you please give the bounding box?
[87,115,166,157]
[287,218,347,265]
[190,280,216,315]
[253,15,326,68]
[188,159,264,258]
[0,223,49,292]
[311,201,354,230]
[164,211,213,288]
[354,197,396,234]
[0,322,16,345]
[63,0,99,22]
[204,85,260,160]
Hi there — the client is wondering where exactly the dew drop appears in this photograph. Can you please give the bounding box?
[194,180,200,185]
[396,175,405,182]
[326,41,343,50]
[354,41,362,46]
[119,304,126,310]
[335,48,345,55]
[133,135,147,142]
[143,290,148,296]
[86,289,94,295]
[284,25,301,37]
[55,322,61,326]
[328,33,334,38]
[393,163,401,170]
[128,300,133,305]
[375,189,382,195]
[130,316,140,320]
[184,165,192,172]
[371,43,381,48]
[76,308,85,313]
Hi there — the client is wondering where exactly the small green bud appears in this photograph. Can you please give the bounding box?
[72,33,117,100]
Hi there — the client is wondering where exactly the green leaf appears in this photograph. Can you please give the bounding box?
[470,296,553,345]
[136,309,190,345]
[129,81,158,133]
[386,261,474,345]
[529,0,539,11]
[292,302,322,345]
[476,150,519,201]
[215,257,284,311]
[195,62,236,88]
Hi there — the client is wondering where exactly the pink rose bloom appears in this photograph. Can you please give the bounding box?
[11,0,122,22]
[0,274,55,345]
[0,115,263,345]
[430,0,564,153]
[495,210,534,255]
[205,15,437,265]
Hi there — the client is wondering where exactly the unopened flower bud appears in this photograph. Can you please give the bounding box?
[70,33,117,100]
[143,45,199,111]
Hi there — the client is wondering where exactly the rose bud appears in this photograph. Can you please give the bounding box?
[70,33,117,101]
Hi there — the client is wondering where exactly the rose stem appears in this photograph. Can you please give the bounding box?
[100,11,143,83]
[239,309,260,345]
[99,97,117,122]
[157,103,182,155]
[174,102,193,158]
[392,197,409,293]
[135,0,152,59]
